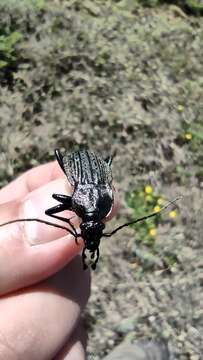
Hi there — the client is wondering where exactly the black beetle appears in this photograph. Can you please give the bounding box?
[0,149,181,270]
[45,149,114,270]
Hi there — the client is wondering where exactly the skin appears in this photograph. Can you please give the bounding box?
[0,161,118,360]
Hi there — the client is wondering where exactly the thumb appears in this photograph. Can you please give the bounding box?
[0,179,83,296]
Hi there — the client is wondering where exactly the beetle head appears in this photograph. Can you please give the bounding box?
[80,221,105,250]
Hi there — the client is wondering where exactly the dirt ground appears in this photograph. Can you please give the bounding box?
[0,1,202,359]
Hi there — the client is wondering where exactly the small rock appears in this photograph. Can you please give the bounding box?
[116,316,137,334]
[102,340,169,360]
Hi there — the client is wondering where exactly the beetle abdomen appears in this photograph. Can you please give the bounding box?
[63,150,112,185]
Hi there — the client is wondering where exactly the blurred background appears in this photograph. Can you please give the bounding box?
[0,1,202,359]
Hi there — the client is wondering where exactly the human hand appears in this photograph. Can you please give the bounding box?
[0,161,117,359]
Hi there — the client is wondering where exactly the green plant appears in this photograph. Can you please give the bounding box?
[116,0,203,14]
[0,31,22,69]
[176,118,203,153]
[127,186,179,272]
[127,185,177,247]
[138,0,160,7]
[0,0,44,10]
[181,0,203,15]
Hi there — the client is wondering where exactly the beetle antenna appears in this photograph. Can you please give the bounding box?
[103,195,183,237]
[0,218,76,237]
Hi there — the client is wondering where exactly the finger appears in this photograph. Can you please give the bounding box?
[54,321,87,360]
[19,177,75,243]
[0,256,90,360]
[0,161,63,203]
[0,179,82,295]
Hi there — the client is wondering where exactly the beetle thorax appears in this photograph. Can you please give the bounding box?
[72,183,113,221]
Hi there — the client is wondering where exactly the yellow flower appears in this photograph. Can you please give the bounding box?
[154,205,161,213]
[184,133,192,140]
[177,104,184,112]
[169,210,177,219]
[145,195,152,202]
[157,198,164,205]
[149,228,157,236]
[144,185,153,194]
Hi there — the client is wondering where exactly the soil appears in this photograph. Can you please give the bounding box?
[0,1,202,359]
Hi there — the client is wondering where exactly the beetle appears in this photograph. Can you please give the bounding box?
[0,149,181,270]
[45,149,114,270]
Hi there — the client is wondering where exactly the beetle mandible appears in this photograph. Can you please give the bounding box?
[0,149,181,270]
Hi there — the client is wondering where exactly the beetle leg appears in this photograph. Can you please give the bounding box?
[45,203,77,236]
[91,248,99,270]
[104,156,113,166]
[55,149,66,174]
[74,234,81,245]
[82,247,88,270]
[104,150,117,166]
[52,194,72,206]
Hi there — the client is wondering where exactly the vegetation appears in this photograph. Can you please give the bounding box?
[127,185,179,271]
[0,31,22,70]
